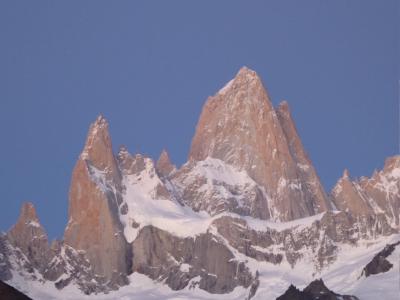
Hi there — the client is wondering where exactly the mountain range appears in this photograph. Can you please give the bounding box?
[1,67,399,300]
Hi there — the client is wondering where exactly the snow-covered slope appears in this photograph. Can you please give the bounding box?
[7,232,399,300]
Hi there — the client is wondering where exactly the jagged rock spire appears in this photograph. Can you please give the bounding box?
[17,202,39,223]
[64,115,128,287]
[156,149,176,177]
[80,114,120,178]
[7,202,50,273]
[342,169,350,180]
[189,66,274,164]
[9,202,43,232]
[188,67,330,221]
[332,155,400,225]
[276,100,331,213]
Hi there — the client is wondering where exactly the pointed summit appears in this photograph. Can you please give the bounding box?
[277,100,290,113]
[383,155,400,173]
[64,115,128,286]
[189,67,274,164]
[9,202,42,232]
[116,146,150,176]
[215,66,271,108]
[342,169,350,180]
[18,202,39,223]
[331,169,372,215]
[80,114,119,178]
[156,149,176,177]
[188,68,330,221]
[117,145,130,162]
[7,202,50,273]
[235,66,261,82]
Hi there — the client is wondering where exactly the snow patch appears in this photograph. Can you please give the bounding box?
[218,79,234,95]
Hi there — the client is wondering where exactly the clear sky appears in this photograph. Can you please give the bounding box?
[0,1,398,239]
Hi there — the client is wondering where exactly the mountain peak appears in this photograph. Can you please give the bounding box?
[383,155,400,172]
[190,67,273,163]
[342,169,350,180]
[217,66,265,97]
[7,201,49,268]
[79,115,120,177]
[189,68,330,221]
[10,202,42,230]
[156,149,176,177]
[236,65,258,78]
[117,145,130,161]
[278,100,290,112]
[19,202,39,222]
[94,113,108,126]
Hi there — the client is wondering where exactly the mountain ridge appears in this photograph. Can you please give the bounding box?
[0,67,399,300]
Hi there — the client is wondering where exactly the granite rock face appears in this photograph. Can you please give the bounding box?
[156,149,176,178]
[7,203,51,276]
[188,67,330,221]
[171,158,271,218]
[131,225,255,294]
[212,211,395,272]
[63,115,129,290]
[332,156,400,226]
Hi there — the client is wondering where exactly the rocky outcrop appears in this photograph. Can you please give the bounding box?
[63,115,129,290]
[188,66,330,221]
[277,279,359,300]
[212,211,395,271]
[156,149,176,177]
[131,225,255,294]
[0,280,32,300]
[7,202,51,276]
[361,241,400,277]
[332,156,400,227]
[117,146,173,207]
[331,169,374,215]
[171,158,271,218]
[0,235,12,281]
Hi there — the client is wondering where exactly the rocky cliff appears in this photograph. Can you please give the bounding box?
[188,67,330,221]
[63,115,129,290]
[332,156,400,227]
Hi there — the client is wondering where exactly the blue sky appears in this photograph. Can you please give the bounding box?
[0,1,398,239]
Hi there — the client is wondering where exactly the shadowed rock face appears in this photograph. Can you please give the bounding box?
[0,280,32,300]
[131,225,255,294]
[213,211,395,271]
[63,115,129,289]
[277,279,359,300]
[362,241,400,277]
[188,67,330,221]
